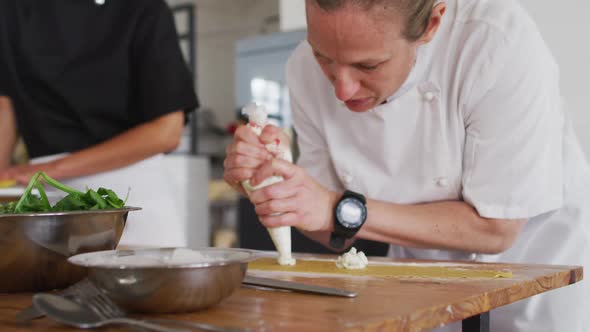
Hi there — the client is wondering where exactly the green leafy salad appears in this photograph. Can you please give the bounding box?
[0,172,127,214]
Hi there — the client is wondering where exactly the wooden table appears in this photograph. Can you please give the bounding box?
[0,256,582,332]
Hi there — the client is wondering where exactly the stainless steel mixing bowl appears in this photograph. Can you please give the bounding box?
[68,248,255,314]
[0,207,139,292]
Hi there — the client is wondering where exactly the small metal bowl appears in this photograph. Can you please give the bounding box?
[68,247,255,314]
[0,207,139,293]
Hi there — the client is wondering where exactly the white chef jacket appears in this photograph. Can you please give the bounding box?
[31,154,186,248]
[287,0,590,331]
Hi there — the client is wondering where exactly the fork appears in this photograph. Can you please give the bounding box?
[19,279,246,332]
[67,281,248,332]
[67,279,126,319]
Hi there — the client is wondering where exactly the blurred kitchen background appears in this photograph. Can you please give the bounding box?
[5,0,590,252]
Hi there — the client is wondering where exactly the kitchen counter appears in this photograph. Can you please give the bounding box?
[0,254,582,332]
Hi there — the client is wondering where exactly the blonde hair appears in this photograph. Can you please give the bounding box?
[308,0,436,41]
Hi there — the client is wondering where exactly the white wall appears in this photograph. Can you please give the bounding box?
[518,0,590,158]
[278,1,590,157]
[279,0,306,31]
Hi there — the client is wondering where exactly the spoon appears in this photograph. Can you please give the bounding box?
[32,294,244,332]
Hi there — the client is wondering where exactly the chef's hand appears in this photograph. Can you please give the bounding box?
[0,162,60,185]
[223,125,284,196]
[247,158,339,232]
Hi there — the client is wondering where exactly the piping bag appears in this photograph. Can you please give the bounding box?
[241,103,296,266]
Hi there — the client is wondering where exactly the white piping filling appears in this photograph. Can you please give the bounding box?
[336,247,368,269]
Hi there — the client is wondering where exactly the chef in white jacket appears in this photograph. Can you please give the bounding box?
[223,0,590,331]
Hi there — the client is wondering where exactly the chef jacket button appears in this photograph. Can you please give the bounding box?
[342,174,354,185]
[436,177,448,187]
[423,91,436,102]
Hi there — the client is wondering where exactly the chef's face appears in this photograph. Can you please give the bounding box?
[306,3,434,112]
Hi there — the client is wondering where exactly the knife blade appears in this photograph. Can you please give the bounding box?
[242,276,357,298]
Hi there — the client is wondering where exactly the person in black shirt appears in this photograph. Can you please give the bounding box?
[0,0,198,181]
[0,0,199,247]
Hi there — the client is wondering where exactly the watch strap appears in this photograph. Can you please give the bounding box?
[329,233,346,249]
[343,190,366,204]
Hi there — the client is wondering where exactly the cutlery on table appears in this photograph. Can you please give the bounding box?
[17,276,357,323]
[15,279,88,322]
[32,293,246,332]
[33,293,183,332]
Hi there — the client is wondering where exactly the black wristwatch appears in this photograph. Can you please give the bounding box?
[330,190,368,249]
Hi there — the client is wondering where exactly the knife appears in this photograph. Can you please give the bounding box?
[242,276,357,298]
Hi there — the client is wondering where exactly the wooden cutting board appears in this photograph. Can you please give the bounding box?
[249,258,513,279]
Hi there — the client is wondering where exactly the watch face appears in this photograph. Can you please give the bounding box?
[336,197,367,228]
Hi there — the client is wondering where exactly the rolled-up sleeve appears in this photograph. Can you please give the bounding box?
[461,19,564,220]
